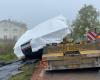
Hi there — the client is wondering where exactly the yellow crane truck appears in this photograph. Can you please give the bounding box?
[42,40,100,70]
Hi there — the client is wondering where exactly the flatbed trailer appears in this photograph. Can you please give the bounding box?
[42,43,100,70]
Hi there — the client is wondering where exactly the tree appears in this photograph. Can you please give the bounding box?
[72,4,100,40]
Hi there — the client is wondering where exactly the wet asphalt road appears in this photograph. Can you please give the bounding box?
[0,61,21,80]
[0,61,100,80]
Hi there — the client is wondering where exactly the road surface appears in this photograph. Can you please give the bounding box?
[31,66,100,80]
[0,61,21,80]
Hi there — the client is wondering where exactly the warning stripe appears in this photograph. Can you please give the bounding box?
[89,32,96,37]
[87,33,95,40]
[86,32,96,41]
[87,34,93,40]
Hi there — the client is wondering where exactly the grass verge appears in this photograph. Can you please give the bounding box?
[0,41,17,62]
[9,62,38,80]
[0,53,16,62]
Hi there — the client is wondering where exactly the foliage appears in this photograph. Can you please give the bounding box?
[72,4,100,40]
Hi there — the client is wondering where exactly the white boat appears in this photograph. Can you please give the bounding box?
[14,15,70,60]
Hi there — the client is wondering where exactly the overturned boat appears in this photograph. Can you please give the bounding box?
[14,15,70,60]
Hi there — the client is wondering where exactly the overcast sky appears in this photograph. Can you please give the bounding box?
[0,0,100,28]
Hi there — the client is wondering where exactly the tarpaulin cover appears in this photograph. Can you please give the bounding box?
[14,15,70,58]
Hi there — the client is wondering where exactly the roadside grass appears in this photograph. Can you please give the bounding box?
[0,41,17,62]
[0,40,40,80]
[9,62,38,80]
[0,53,16,62]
